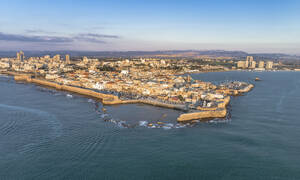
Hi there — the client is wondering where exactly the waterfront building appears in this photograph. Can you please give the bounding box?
[245,59,249,68]
[237,56,255,69]
[266,61,273,69]
[245,56,253,68]
[237,61,246,69]
[246,56,254,63]
[258,61,265,68]
[250,61,256,69]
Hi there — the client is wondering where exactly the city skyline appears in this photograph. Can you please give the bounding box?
[0,0,300,54]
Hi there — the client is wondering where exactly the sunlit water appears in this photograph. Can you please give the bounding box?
[0,71,300,179]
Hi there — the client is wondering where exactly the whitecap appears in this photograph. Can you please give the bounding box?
[175,124,186,128]
[117,121,127,128]
[139,121,148,127]
[164,123,174,127]
[162,126,172,130]
[100,114,108,118]
[149,125,157,128]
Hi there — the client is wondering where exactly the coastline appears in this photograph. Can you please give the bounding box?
[1,70,254,122]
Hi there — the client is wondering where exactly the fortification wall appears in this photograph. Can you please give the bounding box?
[14,75,119,102]
[177,108,227,122]
[217,96,231,108]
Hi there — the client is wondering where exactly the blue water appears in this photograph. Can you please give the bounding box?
[0,71,300,180]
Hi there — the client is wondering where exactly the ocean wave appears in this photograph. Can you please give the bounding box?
[0,104,62,152]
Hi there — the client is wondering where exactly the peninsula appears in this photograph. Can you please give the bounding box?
[0,52,254,122]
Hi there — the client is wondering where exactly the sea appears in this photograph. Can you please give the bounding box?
[0,71,300,180]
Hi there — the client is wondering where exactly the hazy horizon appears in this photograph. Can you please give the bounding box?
[0,0,300,54]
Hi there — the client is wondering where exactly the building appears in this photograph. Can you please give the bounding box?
[246,56,254,63]
[266,61,273,69]
[245,59,249,68]
[237,56,255,69]
[249,60,256,69]
[65,54,70,64]
[258,61,265,68]
[53,54,61,61]
[17,51,24,61]
[237,61,246,68]
[245,56,252,68]
[83,56,89,64]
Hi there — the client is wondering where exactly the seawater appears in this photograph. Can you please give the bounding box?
[0,71,300,180]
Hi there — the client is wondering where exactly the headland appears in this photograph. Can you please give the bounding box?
[0,54,254,122]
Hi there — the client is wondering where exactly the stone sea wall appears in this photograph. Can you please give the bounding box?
[14,75,117,102]
[177,96,230,122]
[177,108,227,122]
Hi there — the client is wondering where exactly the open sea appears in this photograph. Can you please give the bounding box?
[1,71,300,180]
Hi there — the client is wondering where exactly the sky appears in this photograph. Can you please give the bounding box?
[0,0,299,54]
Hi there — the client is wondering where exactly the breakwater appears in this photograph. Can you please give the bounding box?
[178,96,231,122]
[177,108,227,122]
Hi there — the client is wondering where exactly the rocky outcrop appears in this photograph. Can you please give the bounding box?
[238,84,254,93]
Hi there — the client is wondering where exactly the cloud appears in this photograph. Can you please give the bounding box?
[77,33,119,39]
[0,32,120,44]
[0,32,73,43]
[73,33,120,43]
[25,29,57,34]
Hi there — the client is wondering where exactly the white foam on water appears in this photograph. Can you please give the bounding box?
[164,123,174,127]
[117,121,127,128]
[66,94,73,98]
[139,121,148,127]
[209,118,230,124]
[88,99,94,103]
[100,114,108,118]
[162,126,172,130]
[175,124,186,128]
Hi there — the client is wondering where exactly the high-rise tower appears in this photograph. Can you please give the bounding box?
[66,54,70,64]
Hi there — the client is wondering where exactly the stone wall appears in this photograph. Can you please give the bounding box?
[14,75,118,102]
[177,108,227,122]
